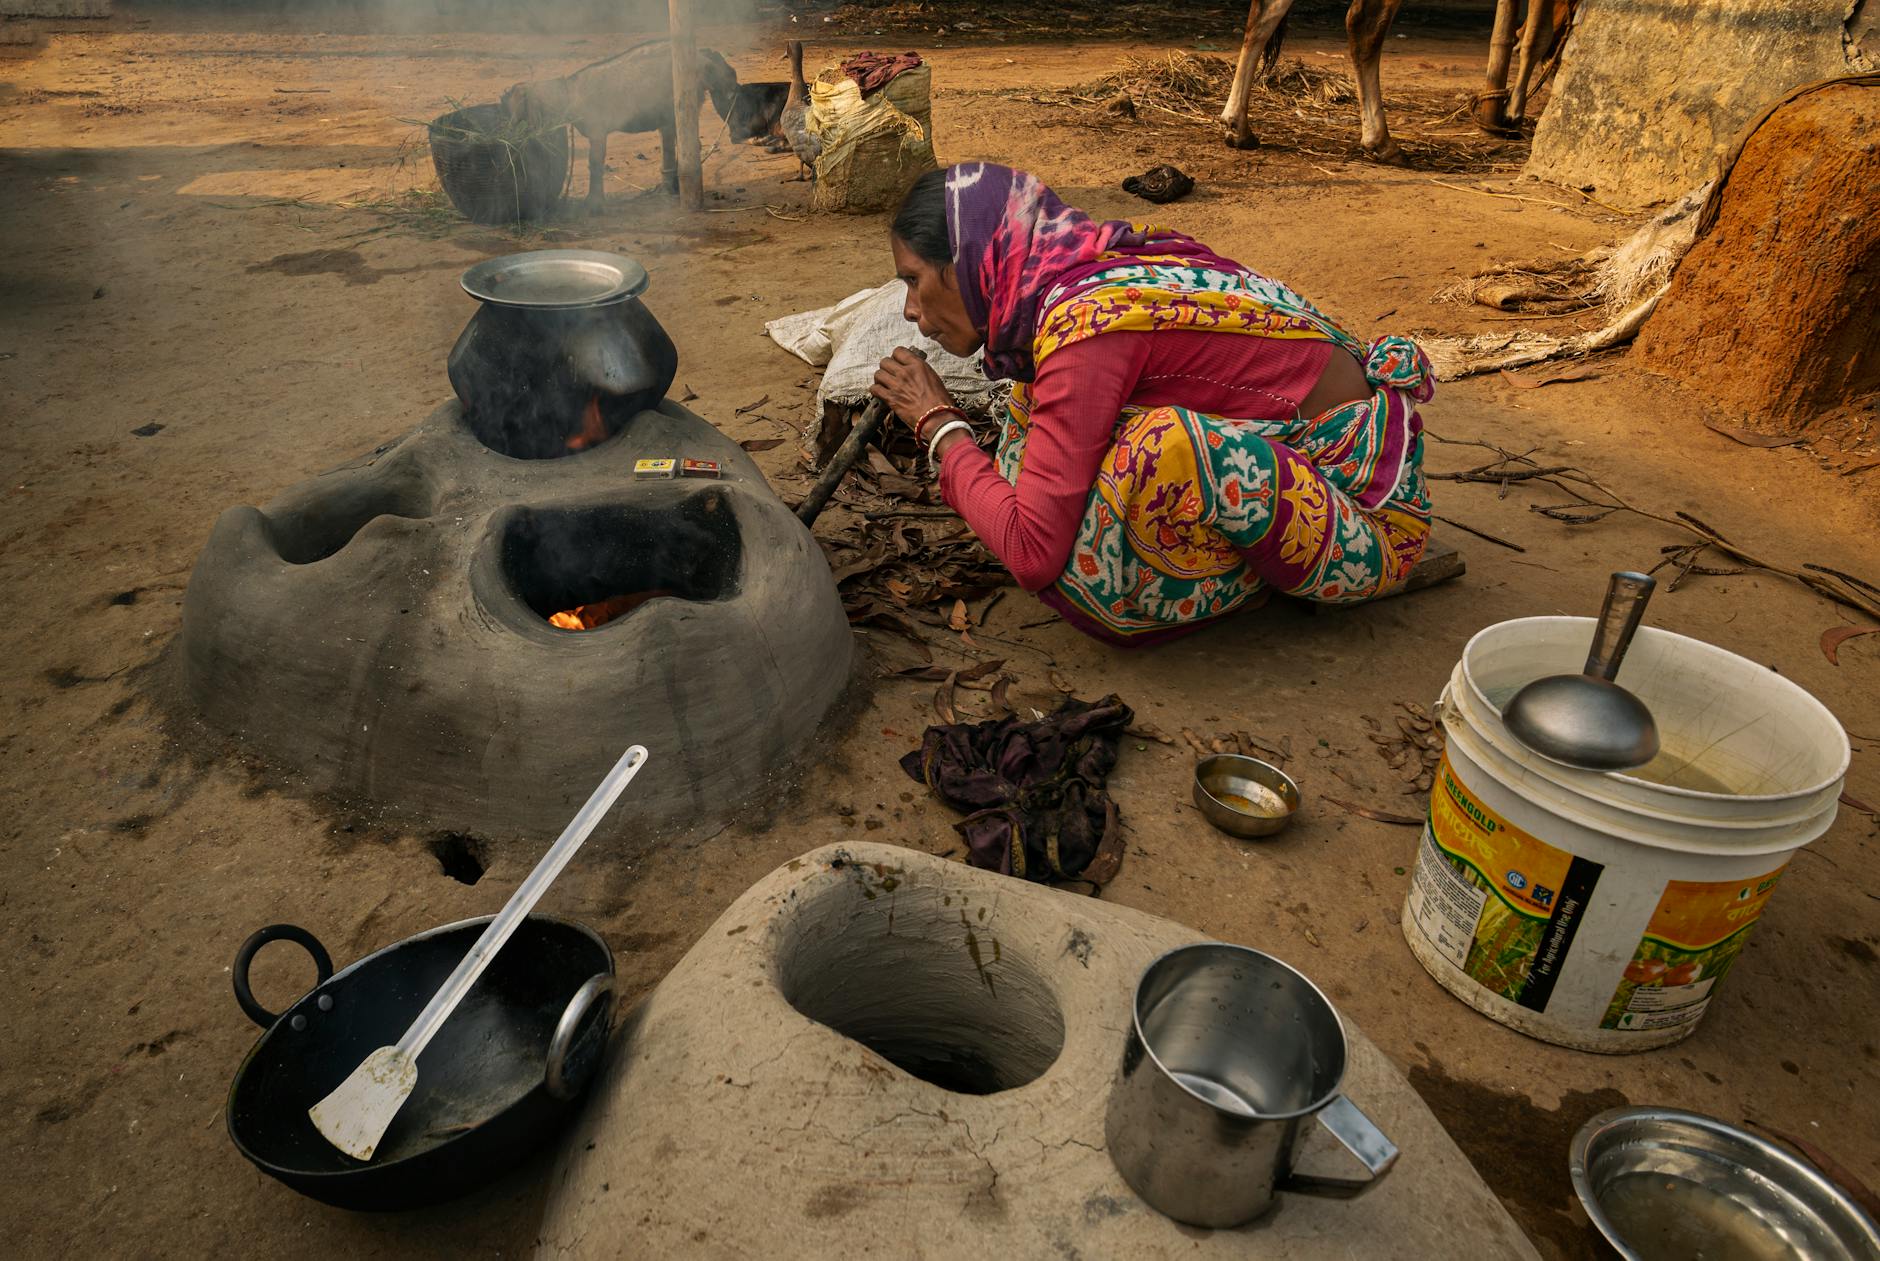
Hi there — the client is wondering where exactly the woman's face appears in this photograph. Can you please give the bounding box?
[892,236,983,358]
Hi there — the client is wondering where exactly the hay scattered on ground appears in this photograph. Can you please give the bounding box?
[208,185,576,246]
[1434,260,1601,313]
[1432,185,1705,322]
[1256,57,1358,107]
[1074,51,1235,121]
[1003,51,1518,173]
[332,188,463,241]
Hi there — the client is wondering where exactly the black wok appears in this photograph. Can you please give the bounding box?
[226,915,613,1211]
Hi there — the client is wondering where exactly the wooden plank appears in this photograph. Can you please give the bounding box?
[667,0,704,211]
[1395,536,1466,596]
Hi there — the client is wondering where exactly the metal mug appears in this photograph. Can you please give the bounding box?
[1104,943,1398,1228]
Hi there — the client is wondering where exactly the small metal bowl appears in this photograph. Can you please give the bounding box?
[1192,755,1300,839]
[1570,1107,1880,1261]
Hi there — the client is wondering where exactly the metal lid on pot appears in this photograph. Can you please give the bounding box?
[460,250,649,310]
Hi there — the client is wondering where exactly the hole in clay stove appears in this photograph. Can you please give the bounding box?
[780,876,1065,1094]
[262,472,436,566]
[499,493,741,631]
[429,832,486,885]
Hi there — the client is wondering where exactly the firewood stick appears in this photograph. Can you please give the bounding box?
[797,397,891,527]
[797,349,928,528]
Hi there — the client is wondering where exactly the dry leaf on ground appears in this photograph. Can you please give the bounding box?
[894,658,1004,684]
[989,677,1013,716]
[934,672,958,724]
[1821,625,1879,666]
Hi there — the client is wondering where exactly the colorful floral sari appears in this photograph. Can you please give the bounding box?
[997,261,1433,645]
[942,163,1432,645]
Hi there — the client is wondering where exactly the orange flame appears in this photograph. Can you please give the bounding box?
[565,395,608,451]
[547,589,675,631]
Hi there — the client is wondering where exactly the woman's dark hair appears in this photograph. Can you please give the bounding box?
[891,168,951,265]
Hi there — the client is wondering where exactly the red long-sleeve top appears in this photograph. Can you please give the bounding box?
[938,330,1335,591]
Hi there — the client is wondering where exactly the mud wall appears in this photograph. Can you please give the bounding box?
[1526,0,1876,207]
[1635,82,1880,432]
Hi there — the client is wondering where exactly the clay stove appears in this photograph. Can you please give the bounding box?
[536,843,1540,1258]
[180,253,853,838]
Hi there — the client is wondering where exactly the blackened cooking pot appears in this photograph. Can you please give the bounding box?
[446,253,677,460]
[226,915,613,1211]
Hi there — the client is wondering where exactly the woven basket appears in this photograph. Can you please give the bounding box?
[428,104,570,225]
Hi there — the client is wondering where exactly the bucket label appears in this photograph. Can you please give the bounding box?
[1407,756,1604,1012]
[1600,865,1788,1032]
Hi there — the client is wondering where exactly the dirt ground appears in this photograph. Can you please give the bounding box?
[3,3,1877,1258]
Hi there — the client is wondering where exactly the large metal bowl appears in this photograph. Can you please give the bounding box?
[1192,755,1300,839]
[1570,1106,1880,1260]
[227,914,614,1210]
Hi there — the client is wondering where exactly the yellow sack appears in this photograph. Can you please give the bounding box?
[875,63,934,148]
[806,71,937,214]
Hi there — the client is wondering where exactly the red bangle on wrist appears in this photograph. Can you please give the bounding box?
[913,404,965,443]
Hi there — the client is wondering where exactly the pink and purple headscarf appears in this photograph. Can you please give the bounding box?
[942,162,1241,382]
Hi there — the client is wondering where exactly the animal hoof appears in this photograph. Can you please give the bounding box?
[1363,141,1409,167]
[1222,130,1261,151]
[584,199,605,217]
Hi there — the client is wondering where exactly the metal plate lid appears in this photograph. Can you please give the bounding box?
[460,250,649,310]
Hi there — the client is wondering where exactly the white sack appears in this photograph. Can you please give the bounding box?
[764,280,996,410]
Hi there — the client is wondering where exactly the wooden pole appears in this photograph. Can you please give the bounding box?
[668,0,703,210]
[1476,0,1519,130]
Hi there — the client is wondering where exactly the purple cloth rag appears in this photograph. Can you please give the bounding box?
[901,694,1131,883]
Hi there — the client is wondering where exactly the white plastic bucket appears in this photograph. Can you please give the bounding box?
[1401,617,1849,1053]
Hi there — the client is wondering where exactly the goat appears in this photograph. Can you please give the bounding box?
[504,38,740,212]
[725,81,791,149]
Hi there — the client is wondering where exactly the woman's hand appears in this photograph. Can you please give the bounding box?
[870,347,953,432]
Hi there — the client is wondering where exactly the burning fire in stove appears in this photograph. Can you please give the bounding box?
[548,590,673,631]
[566,396,608,452]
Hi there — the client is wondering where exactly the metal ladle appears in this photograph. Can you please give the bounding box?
[1503,572,1660,771]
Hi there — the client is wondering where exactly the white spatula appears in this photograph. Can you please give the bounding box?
[309,744,649,1161]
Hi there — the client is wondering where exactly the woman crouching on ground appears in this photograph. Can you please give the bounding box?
[870,162,1434,646]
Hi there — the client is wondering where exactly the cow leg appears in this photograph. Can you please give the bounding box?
[1508,0,1556,120]
[1347,0,1406,163]
[658,122,678,195]
[1219,0,1296,149]
[1476,0,1519,131]
[584,129,607,214]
